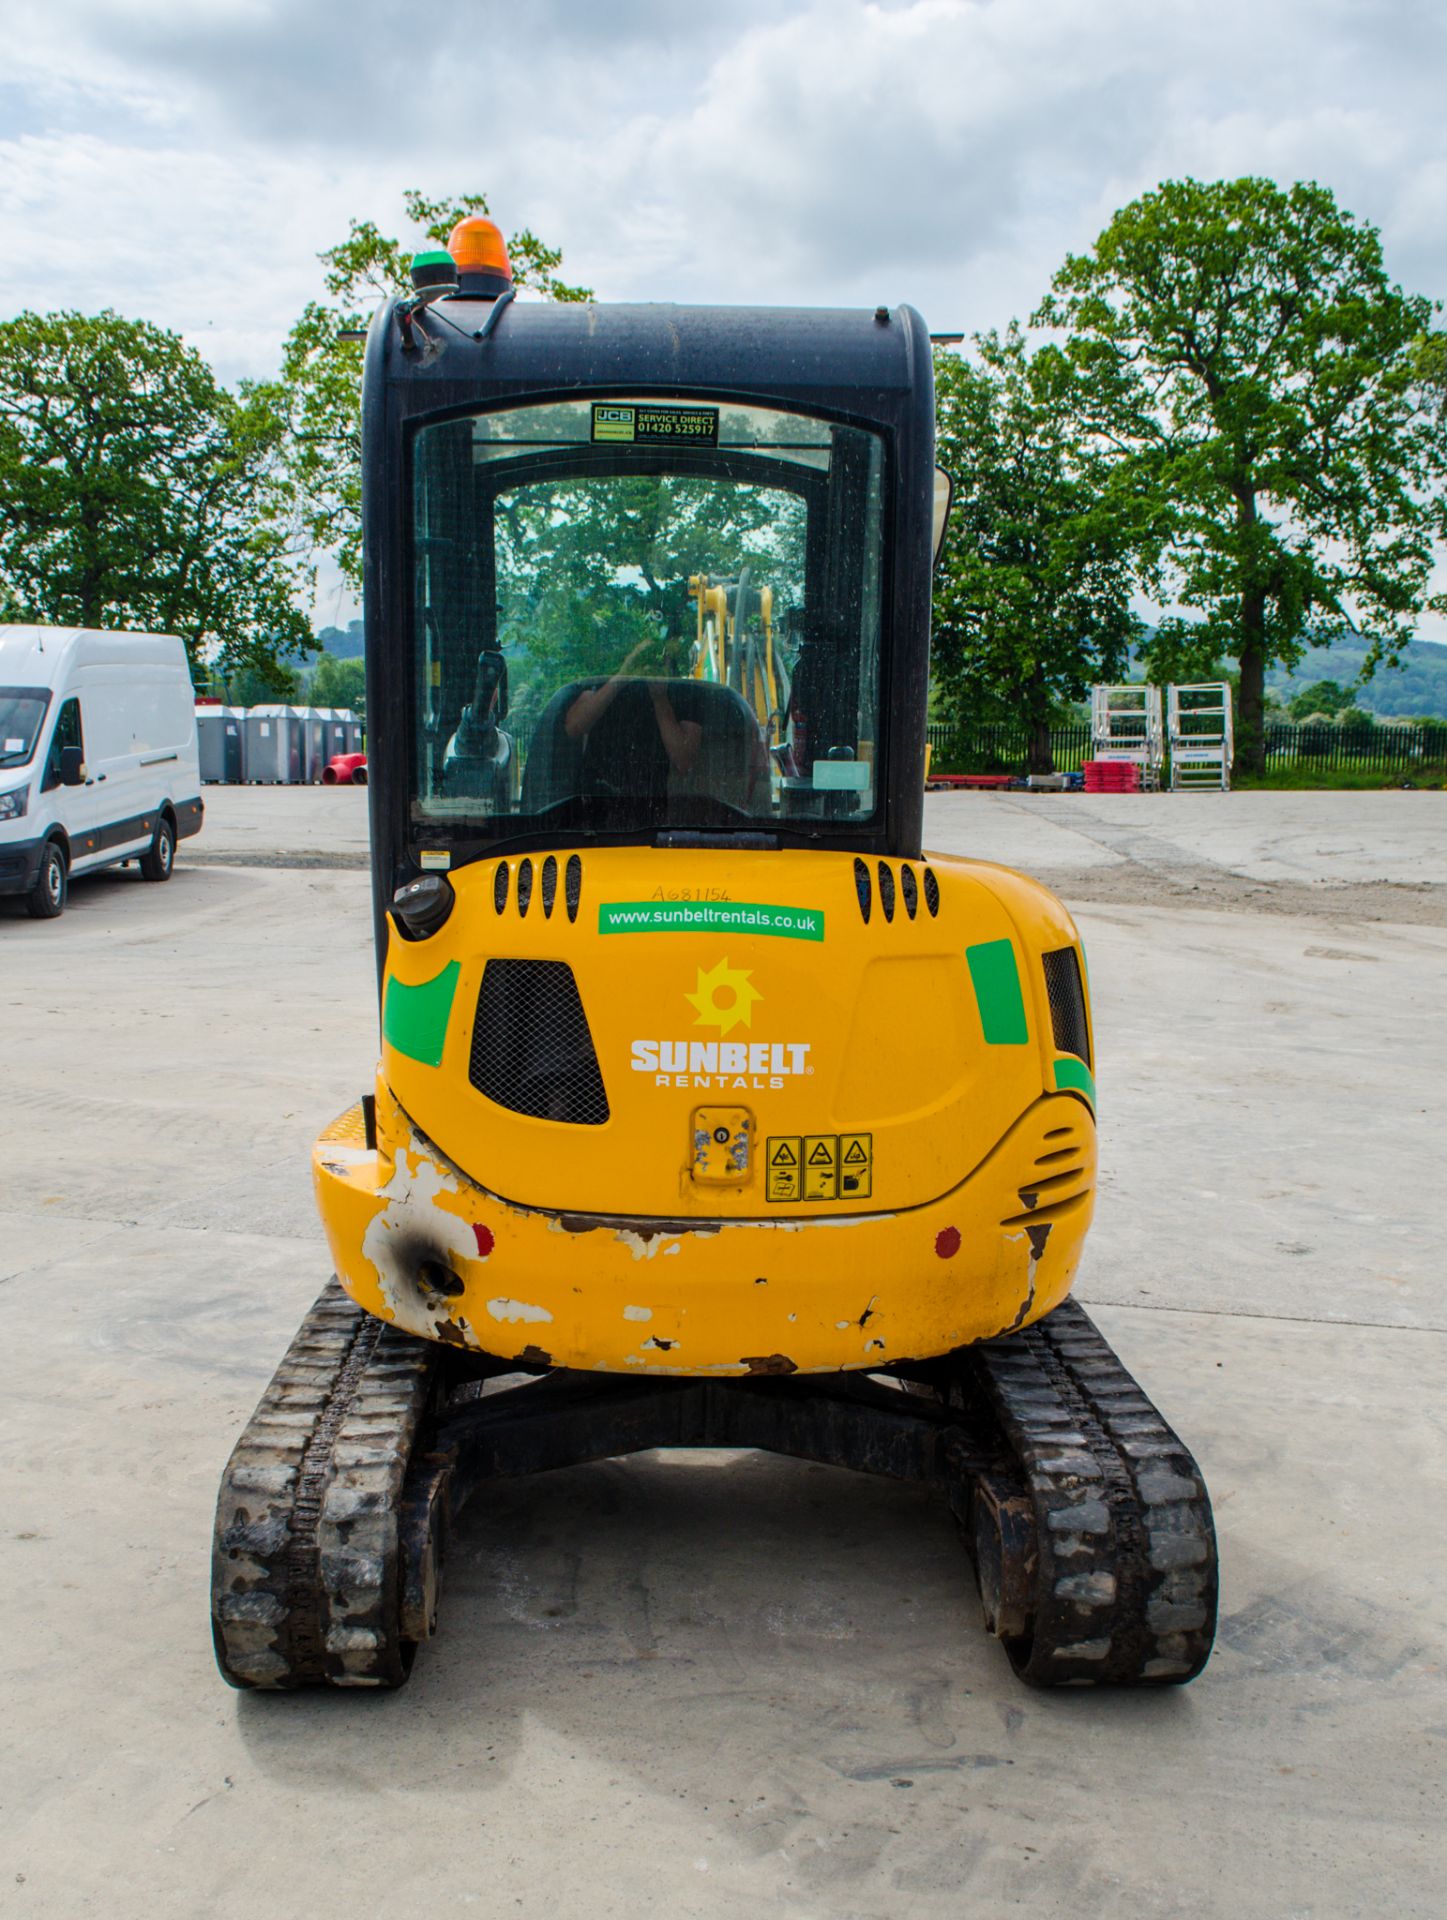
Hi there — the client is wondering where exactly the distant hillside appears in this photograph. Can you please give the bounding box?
[314,620,364,661]
[1262,635,1447,719]
[309,615,1447,716]
[1125,630,1447,720]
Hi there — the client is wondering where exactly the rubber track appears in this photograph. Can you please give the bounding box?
[211,1281,441,1689]
[963,1298,1218,1684]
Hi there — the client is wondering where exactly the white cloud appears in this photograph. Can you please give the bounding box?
[2,0,1445,635]
[5,0,1447,384]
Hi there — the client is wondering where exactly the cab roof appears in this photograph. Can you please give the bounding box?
[371,298,932,415]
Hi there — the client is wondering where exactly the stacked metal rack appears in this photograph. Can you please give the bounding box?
[1167,683,1233,790]
[1088,684,1164,789]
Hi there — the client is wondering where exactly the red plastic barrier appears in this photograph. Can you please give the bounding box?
[1083,759,1141,792]
[323,752,368,786]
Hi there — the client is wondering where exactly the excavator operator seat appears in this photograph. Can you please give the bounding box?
[521,677,765,816]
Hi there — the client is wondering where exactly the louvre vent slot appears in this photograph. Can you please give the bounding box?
[469,960,610,1126]
[900,864,918,919]
[516,857,534,917]
[1042,946,1091,1066]
[565,853,582,922]
[493,862,509,914]
[877,861,895,922]
[853,856,872,924]
[923,866,940,916]
[541,854,558,918]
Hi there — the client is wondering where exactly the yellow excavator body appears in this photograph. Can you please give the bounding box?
[312,846,1096,1376]
[211,261,1215,1700]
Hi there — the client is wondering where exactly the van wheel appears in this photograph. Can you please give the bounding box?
[140,815,175,881]
[27,841,67,919]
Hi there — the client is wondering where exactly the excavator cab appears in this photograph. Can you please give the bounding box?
[212,218,1217,1693]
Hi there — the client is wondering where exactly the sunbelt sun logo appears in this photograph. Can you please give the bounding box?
[631,960,813,1089]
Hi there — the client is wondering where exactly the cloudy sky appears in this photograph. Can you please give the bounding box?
[3,0,1446,628]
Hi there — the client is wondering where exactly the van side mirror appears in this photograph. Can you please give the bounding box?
[59,746,84,786]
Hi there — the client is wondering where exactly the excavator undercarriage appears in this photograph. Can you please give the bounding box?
[213,1282,1216,1690]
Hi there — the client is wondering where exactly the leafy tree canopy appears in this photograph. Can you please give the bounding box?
[305,650,366,720]
[1287,676,1354,719]
[493,469,805,740]
[1037,177,1447,775]
[1415,328,1447,428]
[277,190,591,588]
[931,326,1146,770]
[0,310,311,679]
[209,661,302,706]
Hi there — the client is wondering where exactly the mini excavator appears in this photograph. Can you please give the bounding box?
[212,217,1217,1690]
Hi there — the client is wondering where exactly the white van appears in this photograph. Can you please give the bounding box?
[0,626,203,919]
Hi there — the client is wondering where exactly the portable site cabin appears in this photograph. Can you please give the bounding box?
[303,709,363,782]
[243,706,307,784]
[197,706,246,784]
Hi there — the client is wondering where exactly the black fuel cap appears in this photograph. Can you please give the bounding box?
[392,873,455,939]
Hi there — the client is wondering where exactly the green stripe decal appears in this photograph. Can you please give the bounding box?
[1053,1055,1096,1106]
[383,961,460,1068]
[966,938,1029,1045]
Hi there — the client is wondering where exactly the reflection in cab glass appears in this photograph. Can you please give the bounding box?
[410,398,885,836]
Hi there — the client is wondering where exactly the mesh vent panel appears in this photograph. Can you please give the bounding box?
[1042,946,1091,1066]
[469,960,610,1125]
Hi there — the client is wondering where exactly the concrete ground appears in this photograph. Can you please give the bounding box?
[2,788,1443,1919]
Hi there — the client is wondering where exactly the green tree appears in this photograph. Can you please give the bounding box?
[1415,329,1447,428]
[217,661,302,706]
[0,310,312,679]
[278,191,591,588]
[491,469,803,737]
[1038,178,1447,777]
[306,651,367,720]
[931,328,1146,772]
[1287,677,1353,719]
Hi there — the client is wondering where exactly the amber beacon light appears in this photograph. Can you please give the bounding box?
[448,216,514,297]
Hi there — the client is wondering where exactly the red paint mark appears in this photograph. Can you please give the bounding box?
[935,1226,961,1259]
[472,1223,495,1257]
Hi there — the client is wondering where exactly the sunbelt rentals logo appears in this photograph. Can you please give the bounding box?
[631,960,813,1089]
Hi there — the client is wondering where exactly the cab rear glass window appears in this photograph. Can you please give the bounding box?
[409,398,885,838]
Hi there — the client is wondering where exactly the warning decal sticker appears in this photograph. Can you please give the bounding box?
[765,1136,800,1202]
[765,1132,872,1203]
[803,1135,837,1202]
[839,1134,873,1199]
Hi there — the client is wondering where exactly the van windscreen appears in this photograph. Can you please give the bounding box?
[0,688,50,768]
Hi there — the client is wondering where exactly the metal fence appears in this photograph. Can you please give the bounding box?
[927,719,1447,776]
[927,723,1091,772]
[1261,721,1447,771]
